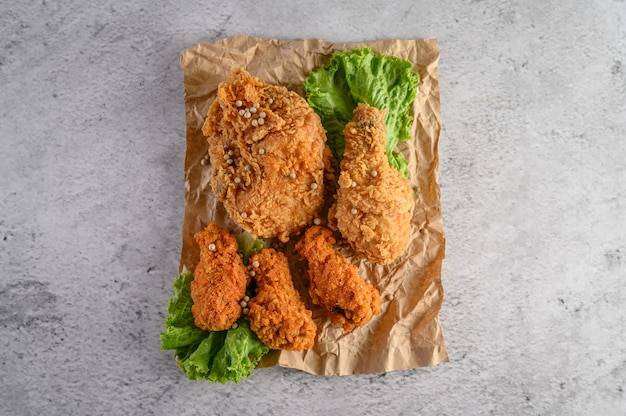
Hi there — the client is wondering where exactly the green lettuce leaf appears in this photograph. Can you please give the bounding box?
[178,331,226,380]
[208,320,268,383]
[159,273,207,350]
[236,231,265,264]
[160,271,268,383]
[304,47,419,177]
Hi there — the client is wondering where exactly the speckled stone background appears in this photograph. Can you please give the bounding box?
[1,1,625,415]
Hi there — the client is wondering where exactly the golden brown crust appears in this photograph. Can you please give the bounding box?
[332,103,414,264]
[191,222,248,331]
[202,68,330,242]
[295,226,381,332]
[246,248,317,351]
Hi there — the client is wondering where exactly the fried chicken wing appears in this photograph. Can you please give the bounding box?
[332,103,414,264]
[295,225,381,332]
[202,68,331,242]
[246,248,316,351]
[191,222,249,331]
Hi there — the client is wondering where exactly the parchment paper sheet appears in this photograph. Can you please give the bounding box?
[178,36,447,376]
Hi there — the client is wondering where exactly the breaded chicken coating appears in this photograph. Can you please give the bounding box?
[332,103,414,264]
[191,222,249,331]
[202,68,331,242]
[247,248,316,351]
[295,225,381,332]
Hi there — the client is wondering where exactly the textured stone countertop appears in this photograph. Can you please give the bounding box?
[1,1,625,415]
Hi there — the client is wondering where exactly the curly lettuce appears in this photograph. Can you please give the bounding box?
[160,273,269,383]
[160,234,268,383]
[236,231,265,264]
[304,47,419,177]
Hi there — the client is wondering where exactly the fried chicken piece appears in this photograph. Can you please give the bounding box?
[295,225,381,332]
[247,248,316,351]
[191,222,249,332]
[202,68,331,242]
[332,103,414,264]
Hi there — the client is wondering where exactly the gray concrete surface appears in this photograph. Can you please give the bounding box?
[1,1,625,415]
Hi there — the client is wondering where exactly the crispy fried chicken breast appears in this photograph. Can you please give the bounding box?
[191,222,249,331]
[332,103,413,264]
[202,68,331,242]
[247,248,316,351]
[295,225,381,332]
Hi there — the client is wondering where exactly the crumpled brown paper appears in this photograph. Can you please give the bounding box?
[178,36,447,376]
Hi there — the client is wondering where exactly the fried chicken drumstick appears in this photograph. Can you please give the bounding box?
[202,68,331,242]
[332,103,414,264]
[191,222,249,331]
[247,248,316,351]
[295,225,381,332]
